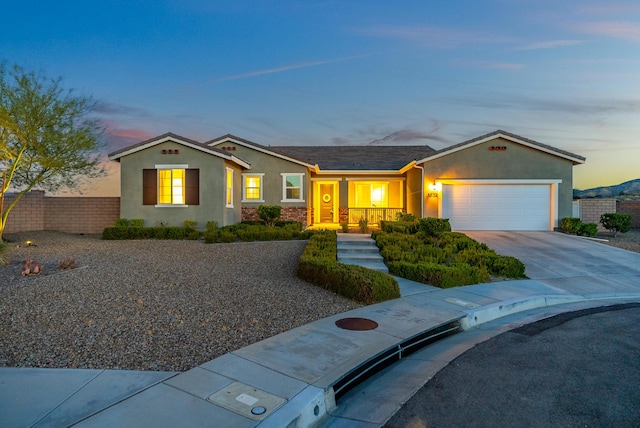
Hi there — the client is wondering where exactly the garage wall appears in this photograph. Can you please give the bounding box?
[421,137,575,221]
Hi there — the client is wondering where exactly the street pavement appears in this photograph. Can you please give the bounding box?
[386,303,640,427]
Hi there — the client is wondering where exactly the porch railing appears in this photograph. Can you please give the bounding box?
[348,207,403,226]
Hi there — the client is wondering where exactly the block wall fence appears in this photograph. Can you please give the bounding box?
[3,190,120,235]
[2,191,637,235]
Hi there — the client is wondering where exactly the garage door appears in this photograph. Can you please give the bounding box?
[441,184,551,231]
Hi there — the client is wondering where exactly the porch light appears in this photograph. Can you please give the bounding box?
[428,182,442,192]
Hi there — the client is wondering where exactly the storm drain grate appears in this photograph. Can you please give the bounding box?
[332,319,462,400]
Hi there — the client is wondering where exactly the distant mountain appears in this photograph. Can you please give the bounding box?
[574,178,640,200]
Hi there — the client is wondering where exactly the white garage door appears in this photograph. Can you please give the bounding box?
[441,184,551,231]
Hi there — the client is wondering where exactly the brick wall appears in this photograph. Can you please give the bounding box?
[241,206,308,226]
[617,201,640,229]
[578,198,617,231]
[3,190,120,235]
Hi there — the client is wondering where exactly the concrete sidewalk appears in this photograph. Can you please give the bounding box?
[2,232,640,427]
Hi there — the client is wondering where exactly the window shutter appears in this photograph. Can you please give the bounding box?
[186,168,200,205]
[143,169,157,205]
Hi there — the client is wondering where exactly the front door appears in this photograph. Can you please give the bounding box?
[320,183,334,223]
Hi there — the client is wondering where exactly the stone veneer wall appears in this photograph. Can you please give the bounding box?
[3,190,120,234]
[241,206,308,226]
[617,201,640,229]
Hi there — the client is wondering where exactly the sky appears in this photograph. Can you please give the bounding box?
[2,0,639,196]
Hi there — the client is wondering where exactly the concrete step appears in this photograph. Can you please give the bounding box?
[337,245,380,253]
[339,260,389,272]
[338,253,385,262]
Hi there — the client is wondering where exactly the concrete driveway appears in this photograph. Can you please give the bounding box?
[463,231,640,295]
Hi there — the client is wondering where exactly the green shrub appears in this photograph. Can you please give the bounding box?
[129,219,144,228]
[218,229,237,243]
[340,221,349,233]
[560,217,582,235]
[297,231,400,304]
[184,219,197,229]
[185,229,200,240]
[258,205,282,227]
[102,227,147,240]
[358,218,369,233]
[395,212,416,222]
[206,221,218,232]
[578,222,598,237]
[418,217,451,236]
[388,261,490,288]
[600,213,631,237]
[380,220,419,234]
[114,218,129,227]
[486,255,526,278]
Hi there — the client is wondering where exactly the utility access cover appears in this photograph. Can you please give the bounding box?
[444,297,480,309]
[207,382,286,421]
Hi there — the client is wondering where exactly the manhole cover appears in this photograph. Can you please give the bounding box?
[335,317,378,331]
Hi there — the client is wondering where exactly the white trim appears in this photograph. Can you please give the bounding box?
[416,132,585,165]
[155,164,188,169]
[310,177,344,181]
[109,135,251,169]
[345,177,406,182]
[280,173,305,203]
[436,178,562,185]
[154,204,189,208]
[315,169,405,175]
[241,173,265,203]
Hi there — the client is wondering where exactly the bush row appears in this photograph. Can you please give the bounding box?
[297,231,400,304]
[373,230,526,288]
[203,221,312,243]
[103,226,200,240]
[380,217,452,236]
[560,217,598,237]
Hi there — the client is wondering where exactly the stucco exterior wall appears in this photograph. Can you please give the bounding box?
[405,167,423,217]
[118,141,243,228]
[421,137,576,219]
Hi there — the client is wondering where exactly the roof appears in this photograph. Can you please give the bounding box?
[269,145,436,171]
[108,132,251,169]
[417,129,586,165]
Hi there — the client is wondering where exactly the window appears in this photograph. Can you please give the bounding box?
[143,167,199,206]
[281,173,304,202]
[226,168,234,207]
[159,169,185,204]
[242,174,264,202]
[355,182,388,207]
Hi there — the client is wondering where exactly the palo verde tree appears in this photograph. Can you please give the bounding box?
[0,63,106,240]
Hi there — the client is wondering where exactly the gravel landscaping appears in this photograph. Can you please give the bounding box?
[597,229,640,253]
[0,232,360,372]
[1,229,638,373]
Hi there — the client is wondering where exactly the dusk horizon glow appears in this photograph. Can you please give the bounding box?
[2,1,639,197]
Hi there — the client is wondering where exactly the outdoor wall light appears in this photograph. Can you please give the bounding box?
[428,182,442,192]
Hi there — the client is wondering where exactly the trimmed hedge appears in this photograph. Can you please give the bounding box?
[102,226,190,240]
[388,261,490,288]
[297,231,400,304]
[203,221,306,243]
[374,230,526,288]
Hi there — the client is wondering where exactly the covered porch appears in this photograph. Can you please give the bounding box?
[311,178,405,227]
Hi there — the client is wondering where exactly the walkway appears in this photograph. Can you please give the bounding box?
[1,232,639,427]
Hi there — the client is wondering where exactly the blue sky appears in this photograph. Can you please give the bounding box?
[2,0,639,196]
